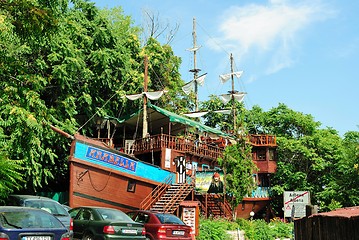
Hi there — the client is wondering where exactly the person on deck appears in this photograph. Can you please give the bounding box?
[207,172,224,194]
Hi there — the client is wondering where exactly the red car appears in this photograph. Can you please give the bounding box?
[127,210,193,240]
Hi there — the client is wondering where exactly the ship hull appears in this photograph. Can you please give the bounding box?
[68,134,175,212]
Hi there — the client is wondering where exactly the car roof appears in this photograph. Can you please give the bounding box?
[131,210,173,215]
[0,206,52,212]
[10,194,58,201]
[74,206,124,210]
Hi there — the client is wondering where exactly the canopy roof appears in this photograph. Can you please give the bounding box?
[111,103,230,138]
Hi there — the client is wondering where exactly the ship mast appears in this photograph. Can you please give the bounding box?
[190,17,201,112]
[142,55,149,138]
[229,53,237,132]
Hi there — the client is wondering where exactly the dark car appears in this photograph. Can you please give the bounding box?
[0,206,71,240]
[127,210,193,240]
[69,206,146,240]
[5,194,73,233]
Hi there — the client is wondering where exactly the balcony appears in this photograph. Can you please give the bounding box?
[249,135,276,146]
[129,134,225,160]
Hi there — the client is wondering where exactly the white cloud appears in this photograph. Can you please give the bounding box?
[212,0,336,75]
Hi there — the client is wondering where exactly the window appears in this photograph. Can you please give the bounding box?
[127,179,136,193]
[201,164,209,170]
[269,149,275,160]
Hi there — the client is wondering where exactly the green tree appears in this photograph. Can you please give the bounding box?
[0,0,188,194]
[244,103,357,214]
[218,136,257,208]
[0,151,24,200]
[323,131,359,209]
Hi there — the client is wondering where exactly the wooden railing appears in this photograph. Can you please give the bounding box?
[160,175,196,213]
[249,135,276,146]
[132,134,224,160]
[197,193,233,220]
[140,174,173,210]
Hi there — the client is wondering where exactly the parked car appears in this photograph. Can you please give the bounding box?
[0,206,71,240]
[126,210,193,240]
[5,194,73,232]
[69,206,146,240]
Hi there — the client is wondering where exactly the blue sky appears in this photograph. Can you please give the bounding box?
[92,0,358,136]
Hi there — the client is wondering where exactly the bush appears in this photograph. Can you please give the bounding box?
[197,218,231,240]
[197,217,293,240]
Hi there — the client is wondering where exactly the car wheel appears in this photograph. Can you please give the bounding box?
[145,235,152,240]
[82,234,94,240]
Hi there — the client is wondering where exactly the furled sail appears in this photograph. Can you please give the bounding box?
[183,109,231,118]
[219,71,244,84]
[182,73,207,95]
[220,92,246,105]
[126,90,167,101]
[186,46,201,52]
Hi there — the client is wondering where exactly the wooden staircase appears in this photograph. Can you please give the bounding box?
[140,175,194,214]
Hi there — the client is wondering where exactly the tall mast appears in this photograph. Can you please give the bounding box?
[190,17,201,112]
[142,55,148,138]
[230,53,236,132]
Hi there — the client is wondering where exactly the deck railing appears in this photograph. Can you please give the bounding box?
[132,134,224,160]
[249,135,276,146]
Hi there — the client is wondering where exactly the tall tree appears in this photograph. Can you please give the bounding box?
[0,0,189,195]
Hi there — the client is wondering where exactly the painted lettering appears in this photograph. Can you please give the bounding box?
[86,146,136,172]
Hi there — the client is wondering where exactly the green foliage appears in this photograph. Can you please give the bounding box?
[218,137,257,207]
[201,95,246,133]
[198,217,293,240]
[0,151,25,200]
[0,0,187,194]
[245,103,359,215]
[197,218,231,240]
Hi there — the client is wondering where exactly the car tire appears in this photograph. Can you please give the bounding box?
[145,236,152,240]
[82,234,94,240]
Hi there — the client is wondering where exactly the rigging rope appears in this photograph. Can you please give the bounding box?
[76,92,120,133]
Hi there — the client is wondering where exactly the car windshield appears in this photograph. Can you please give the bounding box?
[155,213,185,225]
[98,208,133,222]
[24,200,68,216]
[0,210,64,229]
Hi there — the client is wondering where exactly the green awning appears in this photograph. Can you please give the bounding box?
[110,103,230,138]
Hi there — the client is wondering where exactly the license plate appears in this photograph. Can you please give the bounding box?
[122,229,137,234]
[22,237,51,240]
[173,230,185,236]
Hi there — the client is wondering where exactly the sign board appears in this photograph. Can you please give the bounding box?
[284,191,310,218]
[195,171,224,193]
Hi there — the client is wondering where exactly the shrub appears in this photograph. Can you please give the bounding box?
[198,217,293,240]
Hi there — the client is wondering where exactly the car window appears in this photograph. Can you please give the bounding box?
[126,212,135,218]
[134,213,149,224]
[79,210,93,221]
[0,210,64,229]
[24,200,68,216]
[155,213,184,225]
[98,208,133,222]
[69,208,81,219]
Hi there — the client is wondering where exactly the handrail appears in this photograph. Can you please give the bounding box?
[161,175,195,213]
[132,134,224,160]
[165,183,192,213]
[249,135,277,146]
[140,175,173,210]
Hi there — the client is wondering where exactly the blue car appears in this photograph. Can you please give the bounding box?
[0,206,71,240]
[5,194,73,232]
